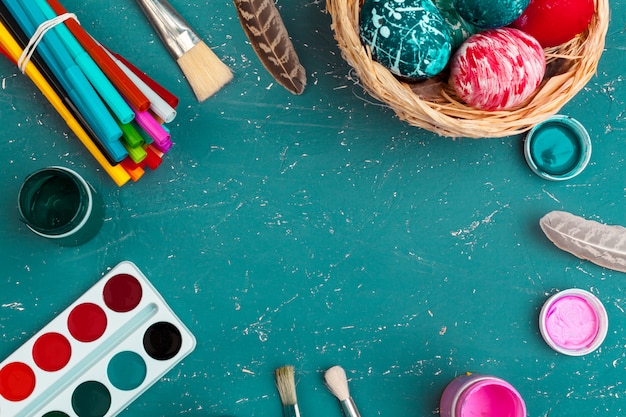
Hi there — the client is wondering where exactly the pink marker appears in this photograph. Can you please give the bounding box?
[539,289,608,356]
[126,100,172,153]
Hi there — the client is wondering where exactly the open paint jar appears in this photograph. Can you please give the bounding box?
[524,115,591,181]
[17,166,104,246]
[440,373,526,417]
[539,288,608,356]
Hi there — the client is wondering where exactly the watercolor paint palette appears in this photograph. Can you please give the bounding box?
[0,261,196,417]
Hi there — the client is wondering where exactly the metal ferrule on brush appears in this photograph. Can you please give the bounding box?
[135,0,200,59]
[340,397,361,417]
[283,404,301,417]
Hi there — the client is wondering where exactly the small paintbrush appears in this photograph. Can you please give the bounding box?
[135,0,232,102]
[275,365,301,417]
[324,365,361,417]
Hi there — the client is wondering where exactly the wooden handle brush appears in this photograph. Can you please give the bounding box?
[135,0,232,101]
[275,365,301,417]
[324,365,361,417]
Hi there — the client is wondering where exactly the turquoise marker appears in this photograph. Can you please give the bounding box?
[32,0,134,124]
[1,0,127,161]
[133,120,153,145]
[64,74,128,161]
[6,0,122,143]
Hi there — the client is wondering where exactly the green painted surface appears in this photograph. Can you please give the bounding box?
[0,1,625,416]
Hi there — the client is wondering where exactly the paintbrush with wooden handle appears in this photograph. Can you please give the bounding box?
[135,0,232,101]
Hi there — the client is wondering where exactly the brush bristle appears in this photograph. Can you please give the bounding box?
[275,365,298,406]
[176,41,233,102]
[324,365,350,401]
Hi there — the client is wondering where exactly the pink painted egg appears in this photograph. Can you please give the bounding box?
[450,28,546,111]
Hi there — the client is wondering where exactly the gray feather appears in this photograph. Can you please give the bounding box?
[540,210,626,273]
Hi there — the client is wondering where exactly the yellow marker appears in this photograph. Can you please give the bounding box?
[0,20,130,186]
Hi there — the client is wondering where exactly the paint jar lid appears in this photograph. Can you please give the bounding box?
[539,289,608,356]
[524,115,591,181]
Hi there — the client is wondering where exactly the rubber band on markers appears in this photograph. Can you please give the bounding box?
[17,13,79,73]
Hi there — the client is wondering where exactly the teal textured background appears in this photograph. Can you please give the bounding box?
[1,1,626,416]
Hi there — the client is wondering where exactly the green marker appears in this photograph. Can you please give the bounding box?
[119,120,145,148]
[121,138,148,163]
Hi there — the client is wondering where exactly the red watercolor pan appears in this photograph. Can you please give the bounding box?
[0,261,196,417]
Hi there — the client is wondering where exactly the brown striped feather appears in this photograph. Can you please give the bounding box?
[233,0,306,95]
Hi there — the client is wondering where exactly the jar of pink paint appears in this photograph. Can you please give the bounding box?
[539,288,608,356]
[440,373,526,417]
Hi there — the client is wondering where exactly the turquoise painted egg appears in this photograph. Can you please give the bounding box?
[433,0,478,51]
[359,0,452,79]
[453,0,530,28]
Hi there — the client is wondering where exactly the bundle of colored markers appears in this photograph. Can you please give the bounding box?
[0,0,179,186]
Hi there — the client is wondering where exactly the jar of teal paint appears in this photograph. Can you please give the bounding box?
[524,115,592,181]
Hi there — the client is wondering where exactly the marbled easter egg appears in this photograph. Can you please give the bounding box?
[450,28,546,111]
[433,0,478,51]
[453,0,530,28]
[359,0,452,79]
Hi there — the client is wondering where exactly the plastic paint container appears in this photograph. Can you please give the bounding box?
[440,373,526,417]
[539,288,608,356]
[17,166,104,246]
[524,115,591,181]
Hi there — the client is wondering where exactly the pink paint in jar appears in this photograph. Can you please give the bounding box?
[539,288,608,356]
[440,373,526,417]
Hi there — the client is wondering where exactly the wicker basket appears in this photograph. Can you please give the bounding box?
[327,0,609,138]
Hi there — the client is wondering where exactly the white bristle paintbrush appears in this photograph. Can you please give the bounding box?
[324,365,361,417]
[135,0,233,102]
[275,365,301,417]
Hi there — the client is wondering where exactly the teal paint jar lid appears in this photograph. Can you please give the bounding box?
[524,115,591,181]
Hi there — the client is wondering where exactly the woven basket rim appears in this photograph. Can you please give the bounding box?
[327,0,609,138]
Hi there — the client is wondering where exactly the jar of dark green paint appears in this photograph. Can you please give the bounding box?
[17,166,104,246]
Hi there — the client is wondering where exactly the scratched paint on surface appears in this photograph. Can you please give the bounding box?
[0,1,625,417]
